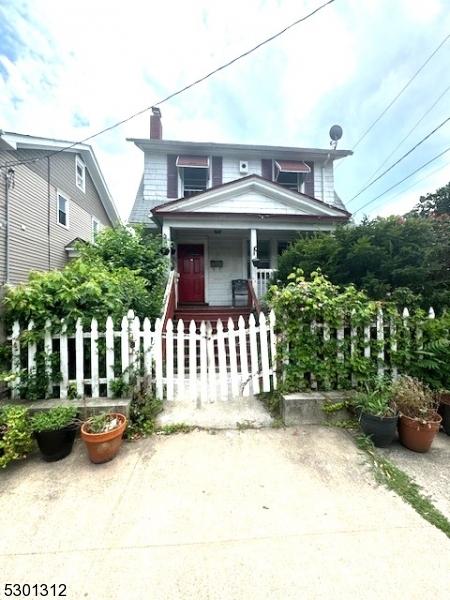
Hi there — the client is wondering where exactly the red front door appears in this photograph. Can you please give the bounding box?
[177,244,205,304]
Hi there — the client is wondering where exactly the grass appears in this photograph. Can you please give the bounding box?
[356,434,450,539]
[155,423,194,435]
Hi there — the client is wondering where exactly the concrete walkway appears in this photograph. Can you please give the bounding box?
[1,428,449,599]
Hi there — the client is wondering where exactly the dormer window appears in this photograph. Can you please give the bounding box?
[274,160,310,193]
[75,155,86,192]
[176,155,209,198]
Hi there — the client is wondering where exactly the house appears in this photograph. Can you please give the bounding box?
[128,109,352,321]
[0,131,120,286]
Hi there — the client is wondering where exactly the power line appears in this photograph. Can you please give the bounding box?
[365,82,450,181]
[336,31,450,170]
[353,146,450,215]
[347,116,450,203]
[364,158,450,215]
[1,0,336,171]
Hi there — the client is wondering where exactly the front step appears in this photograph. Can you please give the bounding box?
[174,305,252,329]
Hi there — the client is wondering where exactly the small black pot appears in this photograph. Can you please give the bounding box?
[442,404,450,436]
[360,412,398,447]
[34,423,77,462]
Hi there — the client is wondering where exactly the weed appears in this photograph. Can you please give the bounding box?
[356,434,450,539]
[156,423,193,435]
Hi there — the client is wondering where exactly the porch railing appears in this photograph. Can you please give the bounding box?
[161,270,177,330]
[256,269,276,298]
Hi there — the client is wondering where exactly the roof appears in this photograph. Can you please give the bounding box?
[0,131,121,224]
[152,174,351,222]
[127,137,353,162]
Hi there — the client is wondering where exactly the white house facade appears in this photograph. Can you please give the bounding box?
[128,109,352,319]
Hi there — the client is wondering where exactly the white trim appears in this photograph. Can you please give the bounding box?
[155,176,346,217]
[75,155,86,193]
[57,190,70,229]
[91,216,101,241]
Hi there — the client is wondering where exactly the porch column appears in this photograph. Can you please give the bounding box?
[162,222,171,246]
[250,228,257,291]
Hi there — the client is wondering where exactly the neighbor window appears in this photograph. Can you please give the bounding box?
[92,217,101,241]
[75,155,86,192]
[176,155,209,198]
[57,192,69,228]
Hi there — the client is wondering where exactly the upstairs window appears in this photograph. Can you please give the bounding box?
[176,155,209,198]
[75,155,86,192]
[57,191,69,228]
[274,160,310,193]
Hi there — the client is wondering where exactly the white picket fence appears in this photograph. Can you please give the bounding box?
[10,310,278,403]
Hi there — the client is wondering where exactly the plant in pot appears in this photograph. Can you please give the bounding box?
[31,406,79,462]
[392,376,441,453]
[354,382,398,447]
[81,412,127,464]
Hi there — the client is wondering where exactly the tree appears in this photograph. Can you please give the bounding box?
[276,216,450,311]
[410,181,450,217]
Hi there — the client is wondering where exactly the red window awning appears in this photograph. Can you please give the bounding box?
[274,160,311,173]
[176,155,209,168]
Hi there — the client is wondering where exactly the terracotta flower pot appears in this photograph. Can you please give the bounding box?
[81,413,127,464]
[398,413,442,453]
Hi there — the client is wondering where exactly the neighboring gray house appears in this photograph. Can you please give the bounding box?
[0,132,120,286]
[128,109,352,313]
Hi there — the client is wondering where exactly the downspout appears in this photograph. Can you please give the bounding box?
[47,157,51,270]
[321,152,332,202]
[4,168,15,284]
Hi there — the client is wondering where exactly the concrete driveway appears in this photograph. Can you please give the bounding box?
[1,427,449,600]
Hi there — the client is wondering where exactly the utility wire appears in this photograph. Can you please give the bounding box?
[1,0,336,171]
[335,31,450,170]
[347,116,450,203]
[353,146,450,215]
[365,82,450,181]
[364,158,450,215]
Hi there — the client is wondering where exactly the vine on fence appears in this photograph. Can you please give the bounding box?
[267,269,438,392]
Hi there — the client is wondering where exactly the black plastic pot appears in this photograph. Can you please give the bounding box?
[360,412,398,447]
[442,404,450,436]
[34,423,77,462]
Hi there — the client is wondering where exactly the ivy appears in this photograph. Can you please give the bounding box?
[0,405,34,469]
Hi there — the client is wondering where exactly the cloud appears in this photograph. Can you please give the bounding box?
[1,0,449,221]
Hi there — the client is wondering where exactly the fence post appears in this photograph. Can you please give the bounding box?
[166,319,174,401]
[259,312,270,393]
[27,320,36,378]
[402,307,410,370]
[91,318,99,398]
[377,307,385,379]
[390,312,398,381]
[60,319,68,399]
[189,319,197,402]
[154,317,163,400]
[269,310,277,390]
[121,315,129,383]
[249,313,260,395]
[206,321,217,403]
[216,319,228,401]
[11,321,20,400]
[177,319,185,400]
[105,316,115,398]
[227,318,239,399]
[238,315,249,397]
[75,318,84,398]
[199,321,208,405]
[350,310,357,388]
[44,319,52,397]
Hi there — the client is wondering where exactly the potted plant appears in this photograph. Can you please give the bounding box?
[31,406,79,462]
[81,412,127,464]
[355,383,398,447]
[392,376,441,453]
[437,390,450,436]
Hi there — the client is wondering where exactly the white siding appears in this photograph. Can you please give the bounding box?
[143,152,167,209]
[207,238,245,306]
[222,157,261,183]
[314,161,335,204]
[194,191,307,214]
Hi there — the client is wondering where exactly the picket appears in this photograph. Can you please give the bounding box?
[9,305,437,403]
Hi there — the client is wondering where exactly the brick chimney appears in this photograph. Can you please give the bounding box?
[150,107,162,139]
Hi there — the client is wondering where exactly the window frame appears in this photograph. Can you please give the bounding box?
[57,190,70,229]
[276,171,305,193]
[75,155,86,193]
[178,164,210,198]
[91,216,101,242]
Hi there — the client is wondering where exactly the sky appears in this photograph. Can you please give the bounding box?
[1,0,450,222]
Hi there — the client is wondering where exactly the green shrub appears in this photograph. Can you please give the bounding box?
[0,405,34,468]
[30,406,77,433]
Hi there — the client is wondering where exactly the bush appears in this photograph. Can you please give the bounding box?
[0,405,34,468]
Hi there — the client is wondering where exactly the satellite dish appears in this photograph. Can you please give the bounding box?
[329,124,343,141]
